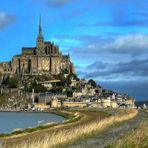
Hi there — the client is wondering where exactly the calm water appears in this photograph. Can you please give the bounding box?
[0,112,64,134]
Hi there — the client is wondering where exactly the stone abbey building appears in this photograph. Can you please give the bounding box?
[0,17,74,76]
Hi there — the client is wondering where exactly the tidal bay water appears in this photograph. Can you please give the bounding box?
[0,112,64,134]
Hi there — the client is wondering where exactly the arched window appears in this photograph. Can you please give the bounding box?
[45,47,48,55]
[28,59,32,74]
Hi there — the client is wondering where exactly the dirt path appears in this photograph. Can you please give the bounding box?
[67,110,147,148]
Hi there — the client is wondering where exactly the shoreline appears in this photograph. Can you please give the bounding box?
[0,109,75,138]
[0,109,70,117]
[1,109,138,148]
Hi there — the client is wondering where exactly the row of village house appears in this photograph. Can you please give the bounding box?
[30,79,136,109]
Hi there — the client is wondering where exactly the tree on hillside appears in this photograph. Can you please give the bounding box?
[51,87,63,93]
[71,73,80,81]
[24,81,47,93]
[65,89,73,97]
[62,69,69,74]
[58,73,72,87]
[88,79,97,88]
[2,76,19,88]
[65,75,72,86]
[59,73,66,83]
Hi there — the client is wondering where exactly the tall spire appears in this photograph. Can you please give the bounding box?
[39,16,42,34]
[38,16,44,39]
[36,16,45,54]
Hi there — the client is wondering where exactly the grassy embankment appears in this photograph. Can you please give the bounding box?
[2,108,138,148]
[108,110,148,148]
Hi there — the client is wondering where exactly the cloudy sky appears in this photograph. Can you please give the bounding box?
[0,0,148,100]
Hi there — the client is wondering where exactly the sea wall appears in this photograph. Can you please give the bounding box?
[51,100,118,108]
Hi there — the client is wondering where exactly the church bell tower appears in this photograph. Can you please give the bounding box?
[36,16,45,54]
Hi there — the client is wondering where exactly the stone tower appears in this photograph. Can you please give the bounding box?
[36,16,45,54]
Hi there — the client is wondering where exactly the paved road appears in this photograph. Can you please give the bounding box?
[67,110,147,148]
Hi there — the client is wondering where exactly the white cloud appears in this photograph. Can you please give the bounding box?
[103,34,148,54]
[66,34,148,58]
[0,12,16,29]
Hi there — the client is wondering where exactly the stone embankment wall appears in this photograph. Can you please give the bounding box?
[51,99,119,108]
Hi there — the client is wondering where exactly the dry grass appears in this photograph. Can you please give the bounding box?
[3,109,138,148]
[108,111,148,148]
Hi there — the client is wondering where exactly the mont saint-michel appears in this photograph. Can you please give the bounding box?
[0,17,74,76]
[0,0,148,147]
[0,17,136,110]
[0,15,147,148]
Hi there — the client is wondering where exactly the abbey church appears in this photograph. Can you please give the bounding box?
[0,17,74,76]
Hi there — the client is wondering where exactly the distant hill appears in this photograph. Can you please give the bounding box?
[135,100,148,107]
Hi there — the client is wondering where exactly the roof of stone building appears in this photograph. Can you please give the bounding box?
[22,47,36,55]
[45,41,52,44]
[13,54,22,57]
[22,47,36,50]
[0,62,10,64]
[63,55,69,59]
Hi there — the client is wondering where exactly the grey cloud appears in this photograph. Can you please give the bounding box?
[83,58,148,79]
[79,0,148,28]
[113,59,148,76]
[103,34,148,56]
[0,12,16,29]
[77,61,148,100]
[78,17,148,27]
[99,80,148,100]
[45,0,76,8]
[79,19,148,28]
[68,34,148,57]
[80,60,148,100]
[87,61,107,70]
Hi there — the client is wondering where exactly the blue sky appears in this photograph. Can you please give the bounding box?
[0,0,148,100]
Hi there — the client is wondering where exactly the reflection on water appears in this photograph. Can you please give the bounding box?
[0,112,64,133]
